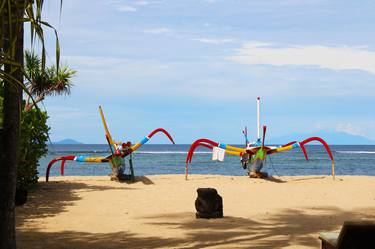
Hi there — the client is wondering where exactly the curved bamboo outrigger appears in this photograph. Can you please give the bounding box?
[185,98,335,180]
[46,106,175,182]
[185,135,335,180]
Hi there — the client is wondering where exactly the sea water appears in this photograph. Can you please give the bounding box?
[38,144,375,178]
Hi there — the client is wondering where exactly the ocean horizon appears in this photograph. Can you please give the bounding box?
[38,144,375,178]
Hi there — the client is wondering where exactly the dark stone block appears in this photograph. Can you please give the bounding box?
[195,188,223,219]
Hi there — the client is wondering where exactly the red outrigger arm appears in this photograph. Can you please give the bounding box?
[185,138,219,180]
[148,128,175,144]
[299,136,334,161]
[184,138,245,180]
[46,154,111,182]
[130,128,175,152]
[266,136,335,179]
[298,136,335,179]
[46,155,75,182]
[186,138,219,164]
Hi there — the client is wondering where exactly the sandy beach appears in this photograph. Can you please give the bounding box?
[16,174,375,248]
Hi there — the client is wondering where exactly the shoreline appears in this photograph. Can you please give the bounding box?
[17,174,375,248]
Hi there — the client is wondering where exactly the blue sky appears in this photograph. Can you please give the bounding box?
[36,0,375,144]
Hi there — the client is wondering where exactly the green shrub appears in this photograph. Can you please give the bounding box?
[18,109,49,190]
[1,94,50,190]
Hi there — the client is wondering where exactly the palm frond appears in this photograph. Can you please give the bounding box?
[24,50,41,80]
[1,0,62,101]
[45,65,76,96]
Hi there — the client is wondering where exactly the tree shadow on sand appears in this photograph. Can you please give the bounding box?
[17,205,375,248]
[16,180,135,227]
[141,206,375,248]
[16,230,185,249]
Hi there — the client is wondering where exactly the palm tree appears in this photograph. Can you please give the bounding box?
[1,3,26,248]
[24,51,76,111]
[0,1,61,248]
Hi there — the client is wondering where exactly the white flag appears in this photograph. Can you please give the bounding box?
[212,147,225,162]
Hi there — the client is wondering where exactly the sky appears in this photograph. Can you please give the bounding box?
[33,0,375,144]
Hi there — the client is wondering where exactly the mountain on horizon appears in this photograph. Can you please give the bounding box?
[53,138,83,144]
[269,130,374,145]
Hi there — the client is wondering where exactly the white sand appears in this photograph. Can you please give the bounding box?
[16,175,375,248]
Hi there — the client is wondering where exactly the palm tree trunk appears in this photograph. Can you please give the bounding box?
[0,2,25,248]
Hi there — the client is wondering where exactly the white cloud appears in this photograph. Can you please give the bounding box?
[60,54,375,100]
[60,55,249,99]
[117,5,137,12]
[60,55,174,95]
[335,123,365,136]
[228,42,375,75]
[143,28,171,34]
[46,106,96,122]
[136,1,150,5]
[192,38,236,44]
[135,0,163,5]
[106,0,160,11]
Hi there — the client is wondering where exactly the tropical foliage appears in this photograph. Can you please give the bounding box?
[0,1,62,248]
[18,108,49,190]
[0,90,49,191]
[24,51,76,110]
[0,50,74,191]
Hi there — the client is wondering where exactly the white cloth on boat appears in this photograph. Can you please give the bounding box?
[212,146,225,161]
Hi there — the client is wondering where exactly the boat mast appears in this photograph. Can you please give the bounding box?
[257,97,261,141]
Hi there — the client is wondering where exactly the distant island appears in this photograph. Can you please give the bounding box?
[53,138,83,144]
[269,130,374,145]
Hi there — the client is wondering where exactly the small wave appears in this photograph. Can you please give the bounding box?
[51,150,110,154]
[134,151,211,154]
[336,151,375,154]
[48,150,211,155]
